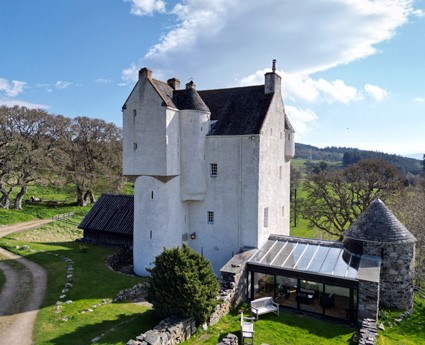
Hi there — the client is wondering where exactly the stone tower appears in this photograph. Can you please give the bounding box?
[343,198,416,310]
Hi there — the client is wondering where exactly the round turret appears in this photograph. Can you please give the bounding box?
[343,198,416,310]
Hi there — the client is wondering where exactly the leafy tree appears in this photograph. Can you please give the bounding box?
[300,158,404,238]
[146,244,219,324]
[62,116,123,206]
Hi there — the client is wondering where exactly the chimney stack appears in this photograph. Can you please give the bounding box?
[167,78,180,90]
[264,59,281,94]
[139,67,152,81]
[185,80,196,89]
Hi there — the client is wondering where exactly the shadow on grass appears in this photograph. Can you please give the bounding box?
[48,310,157,345]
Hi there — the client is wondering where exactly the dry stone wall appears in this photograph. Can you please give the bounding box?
[363,242,415,310]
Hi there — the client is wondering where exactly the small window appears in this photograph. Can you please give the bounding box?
[281,206,284,217]
[270,128,273,136]
[279,166,282,180]
[208,211,214,224]
[264,207,269,228]
[133,143,138,150]
[133,110,137,125]
[210,163,218,177]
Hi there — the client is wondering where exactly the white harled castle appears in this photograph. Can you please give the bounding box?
[122,61,295,275]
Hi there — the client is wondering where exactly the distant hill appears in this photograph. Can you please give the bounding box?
[295,143,422,176]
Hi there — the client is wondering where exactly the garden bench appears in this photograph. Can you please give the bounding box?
[250,296,279,320]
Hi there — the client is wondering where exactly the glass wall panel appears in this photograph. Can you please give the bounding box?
[275,276,297,308]
[253,273,275,300]
[323,285,350,320]
[298,280,323,314]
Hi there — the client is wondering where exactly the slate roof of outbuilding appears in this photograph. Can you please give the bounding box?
[342,198,416,243]
[78,193,133,236]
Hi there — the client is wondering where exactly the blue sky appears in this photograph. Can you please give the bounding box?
[1,0,424,157]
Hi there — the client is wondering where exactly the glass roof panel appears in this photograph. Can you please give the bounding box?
[306,246,330,272]
[319,247,342,275]
[294,244,317,270]
[283,243,307,269]
[272,241,296,266]
[248,238,361,281]
[249,240,276,262]
[332,250,350,276]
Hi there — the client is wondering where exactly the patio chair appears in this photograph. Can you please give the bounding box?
[240,312,255,345]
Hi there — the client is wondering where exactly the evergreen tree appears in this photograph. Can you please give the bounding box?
[146,244,219,324]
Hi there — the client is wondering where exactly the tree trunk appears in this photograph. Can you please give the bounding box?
[0,193,10,209]
[76,186,87,206]
[14,185,28,210]
[0,183,12,209]
[83,190,96,205]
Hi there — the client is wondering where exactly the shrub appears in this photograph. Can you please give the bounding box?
[146,244,219,324]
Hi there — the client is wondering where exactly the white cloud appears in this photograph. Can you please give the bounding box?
[284,105,318,136]
[95,78,112,84]
[0,78,26,97]
[125,0,166,16]
[240,69,361,104]
[414,96,425,103]
[364,83,389,101]
[121,64,139,85]
[0,98,48,109]
[55,81,72,89]
[123,0,415,85]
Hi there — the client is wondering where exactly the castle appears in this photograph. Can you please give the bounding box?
[122,61,295,275]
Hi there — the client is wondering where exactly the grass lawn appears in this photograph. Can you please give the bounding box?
[184,308,355,345]
[0,221,157,345]
[0,181,134,226]
[377,296,425,345]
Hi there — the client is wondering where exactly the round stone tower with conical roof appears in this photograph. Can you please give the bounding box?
[343,198,416,310]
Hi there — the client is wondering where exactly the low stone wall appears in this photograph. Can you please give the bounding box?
[216,333,238,345]
[127,316,196,345]
[355,318,378,345]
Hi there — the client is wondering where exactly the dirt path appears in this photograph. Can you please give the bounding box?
[0,220,50,345]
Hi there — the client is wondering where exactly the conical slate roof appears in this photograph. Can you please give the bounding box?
[173,87,210,112]
[343,198,416,244]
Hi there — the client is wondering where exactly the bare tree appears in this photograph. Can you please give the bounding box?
[392,181,425,282]
[300,158,404,238]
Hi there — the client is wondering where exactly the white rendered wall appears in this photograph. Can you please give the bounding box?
[257,92,291,247]
[187,135,259,274]
[179,110,210,201]
[133,175,189,276]
[123,78,179,177]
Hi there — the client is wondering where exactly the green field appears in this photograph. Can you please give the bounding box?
[0,221,155,345]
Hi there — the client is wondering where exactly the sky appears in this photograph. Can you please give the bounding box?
[1,0,424,157]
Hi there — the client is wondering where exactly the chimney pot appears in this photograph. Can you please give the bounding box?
[272,59,276,73]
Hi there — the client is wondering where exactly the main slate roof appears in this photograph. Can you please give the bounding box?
[78,193,133,236]
[342,198,416,244]
[150,79,279,136]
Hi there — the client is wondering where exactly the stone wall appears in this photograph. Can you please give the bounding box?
[127,316,196,345]
[358,280,379,323]
[363,242,415,310]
